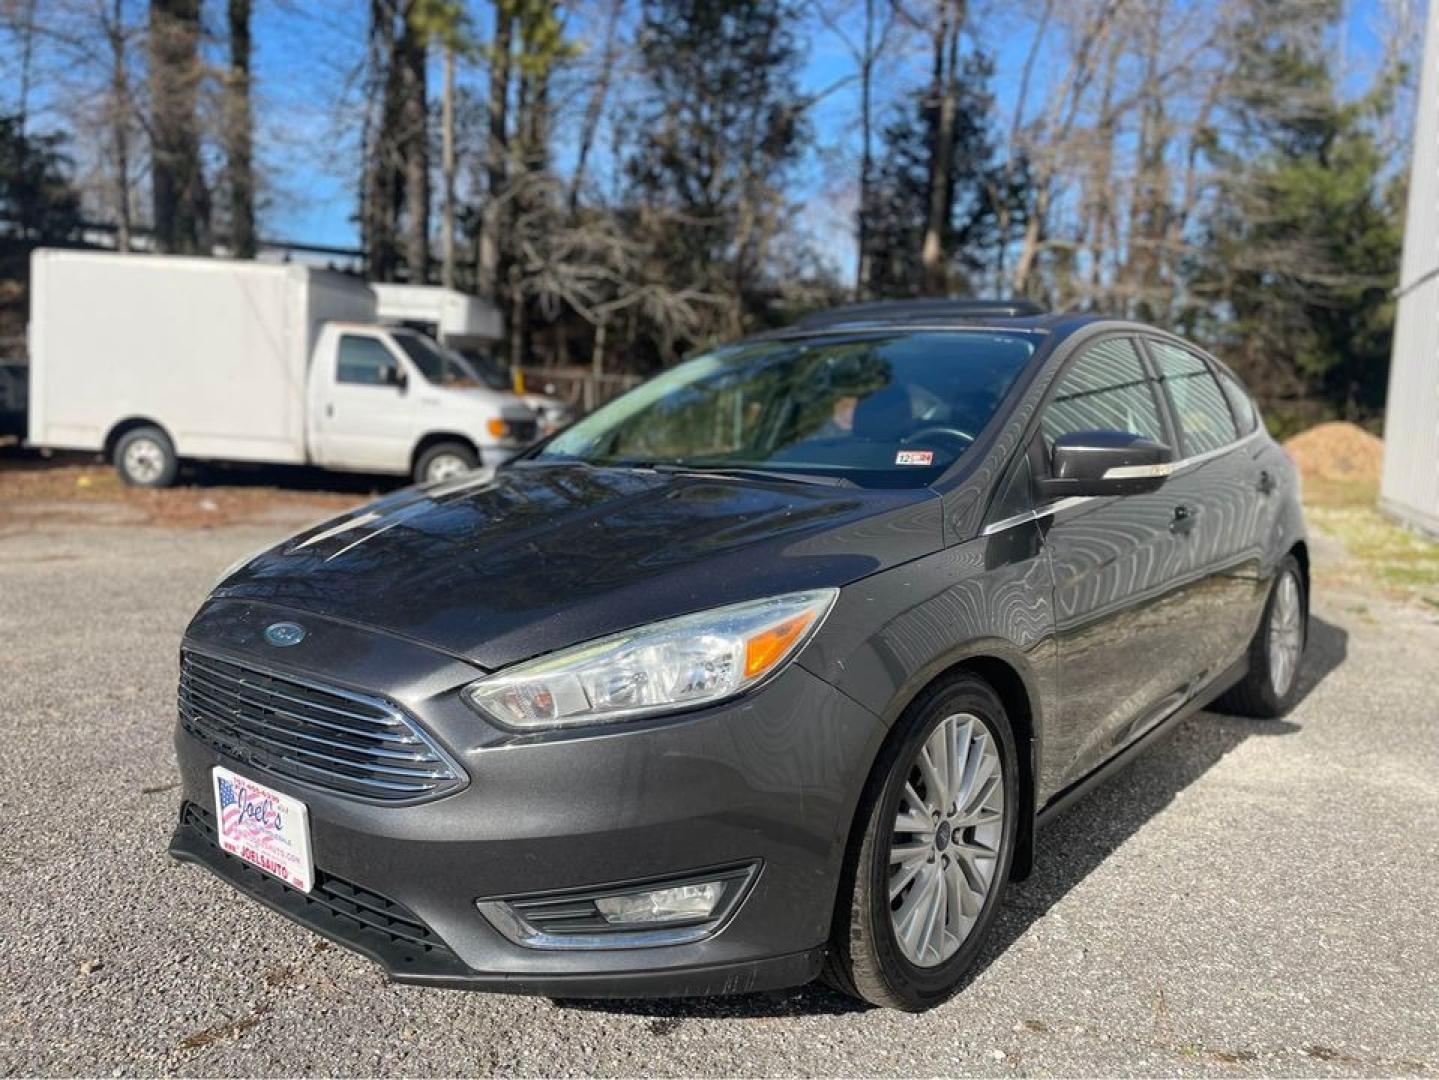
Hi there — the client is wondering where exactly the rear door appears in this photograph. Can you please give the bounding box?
[1143,338,1269,678]
[1033,335,1197,794]
[312,331,416,473]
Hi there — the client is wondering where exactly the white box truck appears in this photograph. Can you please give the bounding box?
[27,250,537,487]
[373,282,575,434]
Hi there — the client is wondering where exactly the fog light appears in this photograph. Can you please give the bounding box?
[476,863,760,950]
[594,881,724,925]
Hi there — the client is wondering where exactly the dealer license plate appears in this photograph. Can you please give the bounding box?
[211,766,314,893]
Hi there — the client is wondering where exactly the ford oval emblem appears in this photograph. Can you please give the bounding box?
[263,621,307,647]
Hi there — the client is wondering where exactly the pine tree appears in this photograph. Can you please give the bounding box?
[863,50,1020,298]
[626,0,807,337]
[1194,0,1403,425]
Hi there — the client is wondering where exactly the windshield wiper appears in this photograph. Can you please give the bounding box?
[610,461,854,488]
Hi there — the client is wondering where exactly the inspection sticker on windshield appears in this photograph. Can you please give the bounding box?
[212,766,313,893]
[895,450,934,466]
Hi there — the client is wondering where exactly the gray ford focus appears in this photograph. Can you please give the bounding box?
[169,300,1308,1011]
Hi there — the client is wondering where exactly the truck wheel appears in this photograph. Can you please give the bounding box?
[114,426,179,488]
[415,441,478,485]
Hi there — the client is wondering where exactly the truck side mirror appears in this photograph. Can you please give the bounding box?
[384,366,408,392]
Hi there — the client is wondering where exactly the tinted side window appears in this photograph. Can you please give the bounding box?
[1149,340,1238,455]
[1217,368,1259,435]
[337,335,400,386]
[1040,337,1165,453]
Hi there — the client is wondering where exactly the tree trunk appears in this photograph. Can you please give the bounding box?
[856,0,876,294]
[569,0,623,214]
[225,0,256,258]
[398,5,429,283]
[364,0,402,280]
[920,0,964,295]
[15,0,37,137]
[1011,183,1050,296]
[441,45,456,288]
[509,268,526,371]
[478,3,512,299]
[148,0,209,254]
[105,0,134,252]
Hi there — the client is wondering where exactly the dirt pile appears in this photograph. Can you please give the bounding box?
[1283,421,1383,488]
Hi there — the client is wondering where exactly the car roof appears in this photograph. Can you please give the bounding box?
[755,299,1118,344]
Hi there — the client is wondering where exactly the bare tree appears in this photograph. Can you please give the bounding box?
[568,0,625,214]
[398,7,428,281]
[477,0,512,298]
[441,43,456,286]
[812,0,898,294]
[100,0,143,251]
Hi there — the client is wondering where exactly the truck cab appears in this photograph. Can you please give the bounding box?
[309,323,538,484]
[371,282,576,436]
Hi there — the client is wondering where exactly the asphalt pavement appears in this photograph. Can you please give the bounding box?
[1,515,1436,1077]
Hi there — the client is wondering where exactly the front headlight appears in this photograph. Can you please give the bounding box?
[461,589,838,731]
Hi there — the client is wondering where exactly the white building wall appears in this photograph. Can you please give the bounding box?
[1381,0,1439,536]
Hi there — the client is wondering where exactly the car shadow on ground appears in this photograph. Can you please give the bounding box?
[552,614,1348,1021]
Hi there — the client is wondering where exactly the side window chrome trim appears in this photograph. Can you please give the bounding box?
[1169,424,1262,473]
[980,495,1095,537]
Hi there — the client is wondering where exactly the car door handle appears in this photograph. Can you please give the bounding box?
[326,403,335,418]
[1170,504,1196,535]
[1256,469,1275,494]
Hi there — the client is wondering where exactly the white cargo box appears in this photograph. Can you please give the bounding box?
[372,283,503,347]
[28,249,375,464]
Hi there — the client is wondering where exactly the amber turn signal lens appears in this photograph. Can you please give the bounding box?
[744,613,814,678]
[486,418,509,438]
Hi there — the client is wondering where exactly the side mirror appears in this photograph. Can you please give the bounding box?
[384,366,408,392]
[1036,430,1173,499]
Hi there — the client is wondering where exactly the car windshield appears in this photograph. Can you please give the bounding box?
[391,330,475,387]
[536,331,1037,487]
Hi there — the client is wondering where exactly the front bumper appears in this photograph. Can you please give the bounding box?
[168,600,884,998]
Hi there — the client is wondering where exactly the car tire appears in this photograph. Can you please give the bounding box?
[824,674,1018,1011]
[415,441,479,485]
[1213,554,1307,719]
[113,425,179,488]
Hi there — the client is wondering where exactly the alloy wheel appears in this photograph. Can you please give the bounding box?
[887,712,1005,968]
[1268,571,1303,696]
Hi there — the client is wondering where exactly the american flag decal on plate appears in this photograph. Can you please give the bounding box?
[211,765,314,893]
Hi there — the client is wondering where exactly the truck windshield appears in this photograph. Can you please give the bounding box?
[391,330,474,387]
[535,331,1037,488]
[464,352,516,392]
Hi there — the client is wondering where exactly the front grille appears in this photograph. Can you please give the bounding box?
[178,650,465,803]
[175,802,469,977]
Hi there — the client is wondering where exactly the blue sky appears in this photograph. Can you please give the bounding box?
[1,0,1414,277]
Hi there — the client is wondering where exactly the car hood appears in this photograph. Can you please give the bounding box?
[211,463,943,670]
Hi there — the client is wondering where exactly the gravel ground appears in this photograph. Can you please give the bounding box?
[1,511,1437,1077]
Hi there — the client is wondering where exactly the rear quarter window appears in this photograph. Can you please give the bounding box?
[1148,340,1239,455]
[1216,368,1259,435]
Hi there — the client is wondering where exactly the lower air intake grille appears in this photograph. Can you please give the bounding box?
[176,801,468,976]
[178,650,465,803]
